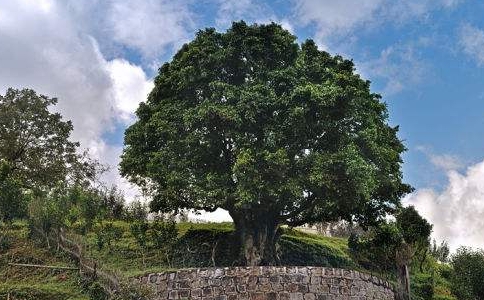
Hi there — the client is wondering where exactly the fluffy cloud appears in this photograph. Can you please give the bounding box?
[416,146,464,171]
[106,59,154,123]
[357,42,428,94]
[214,0,293,33]
[106,0,193,59]
[294,0,460,47]
[405,160,484,251]
[459,24,484,65]
[0,0,155,200]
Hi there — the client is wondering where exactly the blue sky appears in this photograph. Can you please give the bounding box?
[1,0,484,249]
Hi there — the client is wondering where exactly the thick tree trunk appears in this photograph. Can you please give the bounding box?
[230,210,279,266]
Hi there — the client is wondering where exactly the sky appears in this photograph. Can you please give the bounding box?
[1,0,484,251]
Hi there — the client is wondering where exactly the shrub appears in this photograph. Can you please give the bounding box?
[411,273,434,300]
[150,219,178,266]
[451,247,484,300]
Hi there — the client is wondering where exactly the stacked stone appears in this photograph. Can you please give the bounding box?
[138,266,395,300]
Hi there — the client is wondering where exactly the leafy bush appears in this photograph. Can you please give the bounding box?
[94,222,124,251]
[451,247,484,300]
[411,273,434,300]
[149,218,178,266]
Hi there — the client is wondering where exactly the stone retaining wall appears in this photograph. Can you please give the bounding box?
[138,266,395,300]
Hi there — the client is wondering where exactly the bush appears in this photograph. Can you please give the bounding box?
[411,273,434,300]
[451,247,484,300]
[94,222,124,250]
[149,219,178,266]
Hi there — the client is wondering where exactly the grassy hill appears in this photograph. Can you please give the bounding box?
[72,221,355,278]
[1,220,456,300]
[0,221,89,300]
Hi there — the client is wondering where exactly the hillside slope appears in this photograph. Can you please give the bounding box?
[0,221,89,300]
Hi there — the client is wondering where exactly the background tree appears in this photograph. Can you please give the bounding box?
[0,88,80,189]
[121,21,412,266]
[430,240,450,263]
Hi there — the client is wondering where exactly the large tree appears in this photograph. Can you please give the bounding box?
[120,22,412,266]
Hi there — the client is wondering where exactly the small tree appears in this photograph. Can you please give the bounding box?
[130,220,150,267]
[121,21,412,266]
[150,218,178,266]
[430,240,450,263]
[349,206,432,300]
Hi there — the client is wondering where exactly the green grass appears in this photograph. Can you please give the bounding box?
[70,221,358,278]
[0,221,89,300]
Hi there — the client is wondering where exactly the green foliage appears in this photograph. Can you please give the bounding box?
[0,88,83,189]
[396,206,432,250]
[349,206,432,270]
[93,222,124,251]
[130,221,150,250]
[0,234,12,252]
[150,219,177,248]
[0,160,28,222]
[150,218,178,266]
[102,186,125,220]
[450,247,484,300]
[0,284,87,300]
[411,273,434,300]
[120,21,412,264]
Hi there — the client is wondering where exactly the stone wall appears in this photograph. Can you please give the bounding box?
[138,266,395,300]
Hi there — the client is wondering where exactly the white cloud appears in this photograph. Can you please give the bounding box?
[106,0,193,59]
[459,24,484,66]
[294,0,461,48]
[0,0,156,200]
[214,0,294,34]
[106,59,154,122]
[294,0,383,44]
[405,160,484,251]
[357,43,428,95]
[416,146,464,171]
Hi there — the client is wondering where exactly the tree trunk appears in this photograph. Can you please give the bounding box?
[230,210,279,266]
[396,264,411,300]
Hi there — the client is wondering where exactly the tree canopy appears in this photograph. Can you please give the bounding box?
[121,21,412,265]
